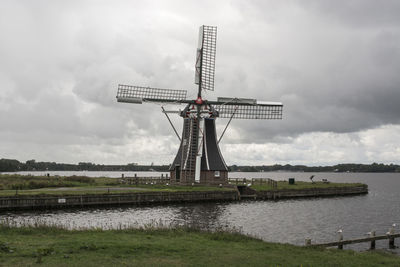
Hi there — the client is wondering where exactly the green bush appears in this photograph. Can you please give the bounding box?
[64,176,95,184]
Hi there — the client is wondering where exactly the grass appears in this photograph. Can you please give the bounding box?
[0,225,399,266]
[251,181,365,191]
[0,174,118,190]
[0,174,233,196]
[0,174,363,197]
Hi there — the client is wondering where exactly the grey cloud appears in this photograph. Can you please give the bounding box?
[1,0,400,164]
[305,0,400,27]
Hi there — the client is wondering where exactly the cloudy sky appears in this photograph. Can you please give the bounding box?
[1,0,400,166]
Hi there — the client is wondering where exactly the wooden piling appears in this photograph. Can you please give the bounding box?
[389,236,395,249]
[338,231,343,249]
[389,225,396,249]
[370,231,376,250]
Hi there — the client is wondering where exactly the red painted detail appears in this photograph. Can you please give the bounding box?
[195,96,203,105]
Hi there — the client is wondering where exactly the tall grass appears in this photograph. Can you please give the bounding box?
[0,217,250,242]
[0,174,120,190]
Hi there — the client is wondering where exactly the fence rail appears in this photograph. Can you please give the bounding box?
[228,178,277,188]
[119,176,279,187]
[120,174,170,185]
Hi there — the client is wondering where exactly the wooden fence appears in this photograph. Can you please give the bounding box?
[120,175,170,185]
[228,178,277,188]
[119,176,279,186]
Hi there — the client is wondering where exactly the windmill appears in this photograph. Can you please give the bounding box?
[116,25,283,185]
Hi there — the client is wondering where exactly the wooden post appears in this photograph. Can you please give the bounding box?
[135,173,138,186]
[389,224,396,249]
[389,237,395,249]
[338,230,343,249]
[369,231,376,250]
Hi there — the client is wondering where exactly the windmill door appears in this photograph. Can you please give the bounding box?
[175,165,181,182]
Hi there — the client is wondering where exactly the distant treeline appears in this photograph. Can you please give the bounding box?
[229,163,400,173]
[1,158,400,173]
[0,159,169,172]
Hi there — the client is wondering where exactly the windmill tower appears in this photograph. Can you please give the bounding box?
[116,25,283,185]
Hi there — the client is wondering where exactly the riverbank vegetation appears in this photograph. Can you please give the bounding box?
[251,181,365,191]
[2,158,400,173]
[0,225,399,266]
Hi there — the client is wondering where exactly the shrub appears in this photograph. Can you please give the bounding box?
[64,176,94,184]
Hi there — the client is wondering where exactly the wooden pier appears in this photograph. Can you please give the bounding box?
[306,227,399,250]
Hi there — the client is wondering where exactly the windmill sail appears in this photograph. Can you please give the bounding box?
[117,84,187,104]
[213,103,283,119]
[195,26,217,91]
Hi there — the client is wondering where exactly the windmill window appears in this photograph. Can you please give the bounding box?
[214,171,220,177]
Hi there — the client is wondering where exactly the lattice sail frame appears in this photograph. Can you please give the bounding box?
[195,26,217,91]
[213,104,283,119]
[117,84,187,102]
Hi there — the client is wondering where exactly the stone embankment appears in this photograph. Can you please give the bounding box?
[254,184,368,200]
[0,184,368,211]
[0,191,239,211]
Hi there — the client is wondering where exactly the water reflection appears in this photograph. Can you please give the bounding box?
[174,203,225,228]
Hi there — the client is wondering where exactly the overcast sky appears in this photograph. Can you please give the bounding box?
[1,0,400,166]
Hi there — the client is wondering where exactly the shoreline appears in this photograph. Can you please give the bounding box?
[0,225,399,266]
[0,184,368,211]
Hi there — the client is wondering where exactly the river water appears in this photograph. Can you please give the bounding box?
[1,171,400,252]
